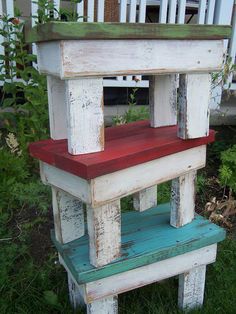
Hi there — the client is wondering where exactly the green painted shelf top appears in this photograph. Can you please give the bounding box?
[51,203,225,285]
[26,22,231,43]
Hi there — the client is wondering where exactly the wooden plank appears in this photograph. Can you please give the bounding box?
[177,0,186,24]
[138,0,147,23]
[26,22,232,42]
[149,75,177,127]
[29,121,215,180]
[36,39,225,78]
[47,76,67,140]
[206,0,216,25]
[77,1,84,21]
[178,265,206,310]
[87,200,121,267]
[87,0,95,22]
[129,0,137,23]
[168,0,177,23]
[65,78,104,155]
[87,296,118,314]
[198,0,207,24]
[170,170,196,228]
[39,145,207,207]
[84,245,216,302]
[178,73,211,139]
[52,187,85,244]
[51,204,225,284]
[133,186,157,212]
[97,0,105,22]
[159,0,168,23]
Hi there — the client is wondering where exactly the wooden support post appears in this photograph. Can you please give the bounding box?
[170,170,196,228]
[52,187,85,243]
[178,265,206,310]
[68,274,85,309]
[47,76,67,140]
[52,187,85,308]
[149,74,177,127]
[178,73,211,139]
[87,200,121,267]
[65,78,104,155]
[133,186,157,212]
[87,296,118,314]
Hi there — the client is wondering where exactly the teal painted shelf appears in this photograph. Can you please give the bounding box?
[51,203,225,284]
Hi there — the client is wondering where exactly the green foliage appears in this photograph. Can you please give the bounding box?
[219,144,236,193]
[113,87,149,125]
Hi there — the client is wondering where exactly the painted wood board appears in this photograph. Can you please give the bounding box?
[26,22,231,43]
[36,39,224,78]
[65,78,104,155]
[51,203,225,284]
[87,296,118,313]
[29,121,215,180]
[83,245,216,302]
[40,145,206,207]
[133,186,157,212]
[87,200,121,267]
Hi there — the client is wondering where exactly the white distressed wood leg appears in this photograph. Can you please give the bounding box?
[87,296,118,314]
[178,265,206,310]
[178,73,211,139]
[68,273,85,309]
[52,187,85,243]
[170,170,197,228]
[87,200,121,267]
[149,74,177,127]
[65,78,104,155]
[47,76,67,140]
[133,186,157,212]
[52,187,85,308]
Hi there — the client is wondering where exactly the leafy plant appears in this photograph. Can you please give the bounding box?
[219,144,236,193]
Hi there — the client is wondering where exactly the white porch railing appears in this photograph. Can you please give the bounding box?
[0,0,236,90]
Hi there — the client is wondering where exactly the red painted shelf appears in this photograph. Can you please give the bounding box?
[29,120,215,180]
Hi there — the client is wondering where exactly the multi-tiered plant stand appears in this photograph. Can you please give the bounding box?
[27,22,231,313]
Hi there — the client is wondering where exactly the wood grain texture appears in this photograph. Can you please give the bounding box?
[149,74,177,127]
[65,78,104,155]
[84,245,216,302]
[87,296,118,314]
[133,186,157,212]
[170,170,197,228]
[52,187,85,243]
[178,73,211,139]
[39,145,206,207]
[29,121,215,180]
[87,200,121,267]
[178,265,206,310]
[47,76,67,140]
[26,22,231,43]
[36,39,224,78]
[51,204,225,284]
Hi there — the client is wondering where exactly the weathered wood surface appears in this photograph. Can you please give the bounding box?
[65,78,104,155]
[87,200,121,267]
[29,121,215,179]
[133,186,157,212]
[26,22,231,42]
[52,187,85,243]
[83,245,216,303]
[40,145,206,207]
[47,76,67,140]
[51,204,225,284]
[178,265,206,310]
[149,75,177,127]
[87,296,118,314]
[67,274,85,309]
[178,73,211,139]
[36,39,224,78]
[171,170,197,228]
